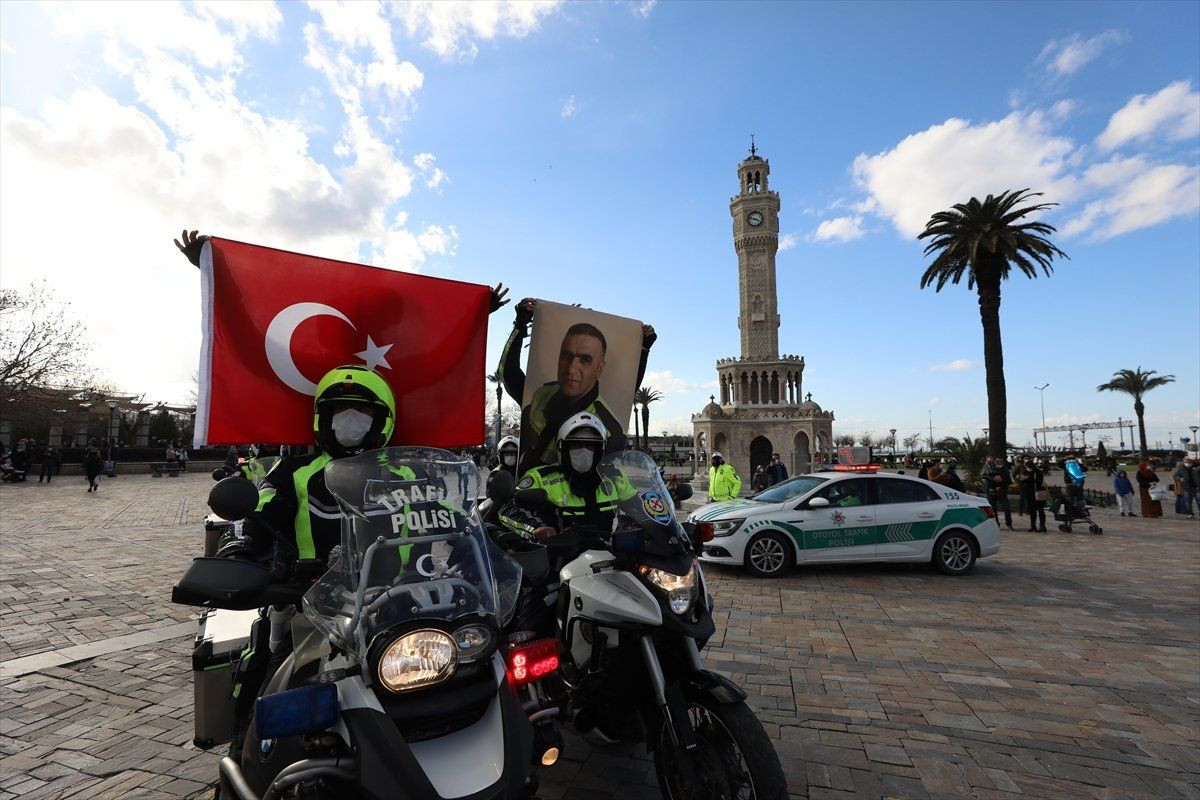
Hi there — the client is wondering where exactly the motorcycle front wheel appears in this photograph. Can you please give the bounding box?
[651,696,787,800]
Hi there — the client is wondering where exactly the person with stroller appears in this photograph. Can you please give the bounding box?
[1063,455,1086,508]
[1018,461,1047,532]
[1113,469,1135,517]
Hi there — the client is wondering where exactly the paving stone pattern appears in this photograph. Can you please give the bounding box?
[1,473,1198,799]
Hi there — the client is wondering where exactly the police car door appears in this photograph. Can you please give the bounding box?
[873,477,944,559]
[798,478,876,562]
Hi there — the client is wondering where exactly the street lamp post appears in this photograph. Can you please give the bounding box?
[105,400,119,447]
[1190,426,1199,457]
[927,409,934,450]
[889,428,897,463]
[1034,384,1049,451]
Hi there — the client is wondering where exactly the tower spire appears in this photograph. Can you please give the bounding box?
[749,133,757,158]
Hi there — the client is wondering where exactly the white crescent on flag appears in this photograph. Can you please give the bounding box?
[264,302,356,395]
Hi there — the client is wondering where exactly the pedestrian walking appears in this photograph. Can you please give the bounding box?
[177,445,189,472]
[38,445,56,484]
[984,456,1014,531]
[1173,458,1197,518]
[1135,461,1162,518]
[1018,463,1047,532]
[1113,469,1135,516]
[83,439,102,493]
[766,453,788,485]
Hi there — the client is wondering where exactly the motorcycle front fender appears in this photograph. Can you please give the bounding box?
[684,669,747,705]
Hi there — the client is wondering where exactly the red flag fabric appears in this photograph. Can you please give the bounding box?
[196,238,488,448]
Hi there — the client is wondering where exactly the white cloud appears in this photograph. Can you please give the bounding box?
[810,215,864,243]
[929,396,940,406]
[413,152,448,189]
[1038,30,1128,77]
[1,39,16,55]
[631,0,658,18]
[852,111,1076,239]
[0,2,461,401]
[560,94,576,119]
[1062,159,1199,240]
[777,232,798,251]
[1097,80,1200,152]
[394,1,562,61]
[930,359,976,372]
[641,370,717,394]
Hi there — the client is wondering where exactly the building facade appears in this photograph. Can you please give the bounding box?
[692,148,834,486]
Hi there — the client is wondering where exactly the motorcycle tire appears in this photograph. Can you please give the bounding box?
[652,696,787,800]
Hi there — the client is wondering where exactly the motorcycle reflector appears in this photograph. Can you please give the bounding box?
[508,639,559,685]
[698,522,715,542]
[254,683,338,740]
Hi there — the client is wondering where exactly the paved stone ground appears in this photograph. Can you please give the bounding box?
[1,473,1197,799]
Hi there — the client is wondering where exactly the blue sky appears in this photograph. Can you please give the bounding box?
[1,1,1197,450]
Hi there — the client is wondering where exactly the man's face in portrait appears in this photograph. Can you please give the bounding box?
[557,332,605,401]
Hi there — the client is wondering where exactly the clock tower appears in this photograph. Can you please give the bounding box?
[730,145,781,359]
[692,145,835,486]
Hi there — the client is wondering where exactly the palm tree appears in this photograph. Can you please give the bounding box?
[633,387,662,450]
[1097,367,1175,459]
[918,189,1068,459]
[935,435,992,488]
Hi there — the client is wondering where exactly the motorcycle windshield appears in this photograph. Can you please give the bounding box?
[302,447,520,658]
[600,450,686,532]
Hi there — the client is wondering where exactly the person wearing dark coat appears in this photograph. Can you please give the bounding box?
[1136,461,1161,518]
[83,439,103,493]
[1018,464,1046,532]
[766,453,788,485]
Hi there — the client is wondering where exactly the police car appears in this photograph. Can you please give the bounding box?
[690,466,1000,578]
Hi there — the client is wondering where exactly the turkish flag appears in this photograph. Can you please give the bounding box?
[195,238,488,448]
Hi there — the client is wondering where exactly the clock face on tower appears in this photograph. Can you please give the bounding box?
[747,211,764,227]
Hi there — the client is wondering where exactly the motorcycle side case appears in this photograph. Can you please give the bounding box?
[192,607,260,748]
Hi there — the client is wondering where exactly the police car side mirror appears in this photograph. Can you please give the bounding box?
[486,470,515,505]
[674,483,693,502]
[208,476,259,522]
[805,496,830,509]
[516,488,549,506]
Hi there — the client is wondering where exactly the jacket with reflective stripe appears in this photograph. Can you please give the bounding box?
[254,453,339,562]
[520,465,639,530]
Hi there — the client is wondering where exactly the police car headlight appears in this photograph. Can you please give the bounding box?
[377,630,457,692]
[711,518,744,538]
[639,561,699,615]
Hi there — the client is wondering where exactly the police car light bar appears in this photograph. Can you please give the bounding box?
[831,464,881,473]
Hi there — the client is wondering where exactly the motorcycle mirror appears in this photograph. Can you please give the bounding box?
[674,482,693,502]
[208,476,259,521]
[516,488,549,506]
[211,467,232,481]
[486,470,515,504]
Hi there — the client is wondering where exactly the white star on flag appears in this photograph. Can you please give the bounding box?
[355,335,393,371]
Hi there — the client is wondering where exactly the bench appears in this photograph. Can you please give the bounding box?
[150,463,183,477]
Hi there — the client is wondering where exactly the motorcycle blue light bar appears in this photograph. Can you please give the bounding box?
[255,683,338,740]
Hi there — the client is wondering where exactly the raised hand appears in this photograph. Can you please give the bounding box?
[172,229,210,268]
[489,283,511,314]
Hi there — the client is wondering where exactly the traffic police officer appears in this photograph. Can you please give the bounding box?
[707,452,742,502]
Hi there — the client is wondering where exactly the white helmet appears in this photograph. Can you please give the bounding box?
[711,451,723,460]
[557,412,607,449]
[497,435,519,453]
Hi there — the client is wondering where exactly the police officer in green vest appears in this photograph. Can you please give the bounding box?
[512,412,639,539]
[708,452,742,503]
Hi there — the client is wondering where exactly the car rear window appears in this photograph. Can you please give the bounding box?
[875,477,940,504]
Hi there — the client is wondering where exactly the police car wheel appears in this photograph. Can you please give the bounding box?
[932,531,976,576]
[744,532,794,578]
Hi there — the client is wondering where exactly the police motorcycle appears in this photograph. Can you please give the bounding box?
[204,456,279,557]
[173,447,547,800]
[495,450,788,800]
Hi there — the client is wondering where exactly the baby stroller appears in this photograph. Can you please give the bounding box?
[1049,485,1103,534]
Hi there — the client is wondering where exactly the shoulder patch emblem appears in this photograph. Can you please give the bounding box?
[517,476,535,489]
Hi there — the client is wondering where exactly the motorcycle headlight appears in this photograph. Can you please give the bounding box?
[640,561,699,615]
[453,624,494,663]
[377,629,457,692]
[711,518,744,538]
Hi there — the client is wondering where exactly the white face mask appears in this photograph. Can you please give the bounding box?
[568,447,595,474]
[332,408,374,447]
[502,453,516,467]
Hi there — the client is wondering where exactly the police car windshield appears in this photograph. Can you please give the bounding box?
[302,447,520,656]
[752,475,827,503]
